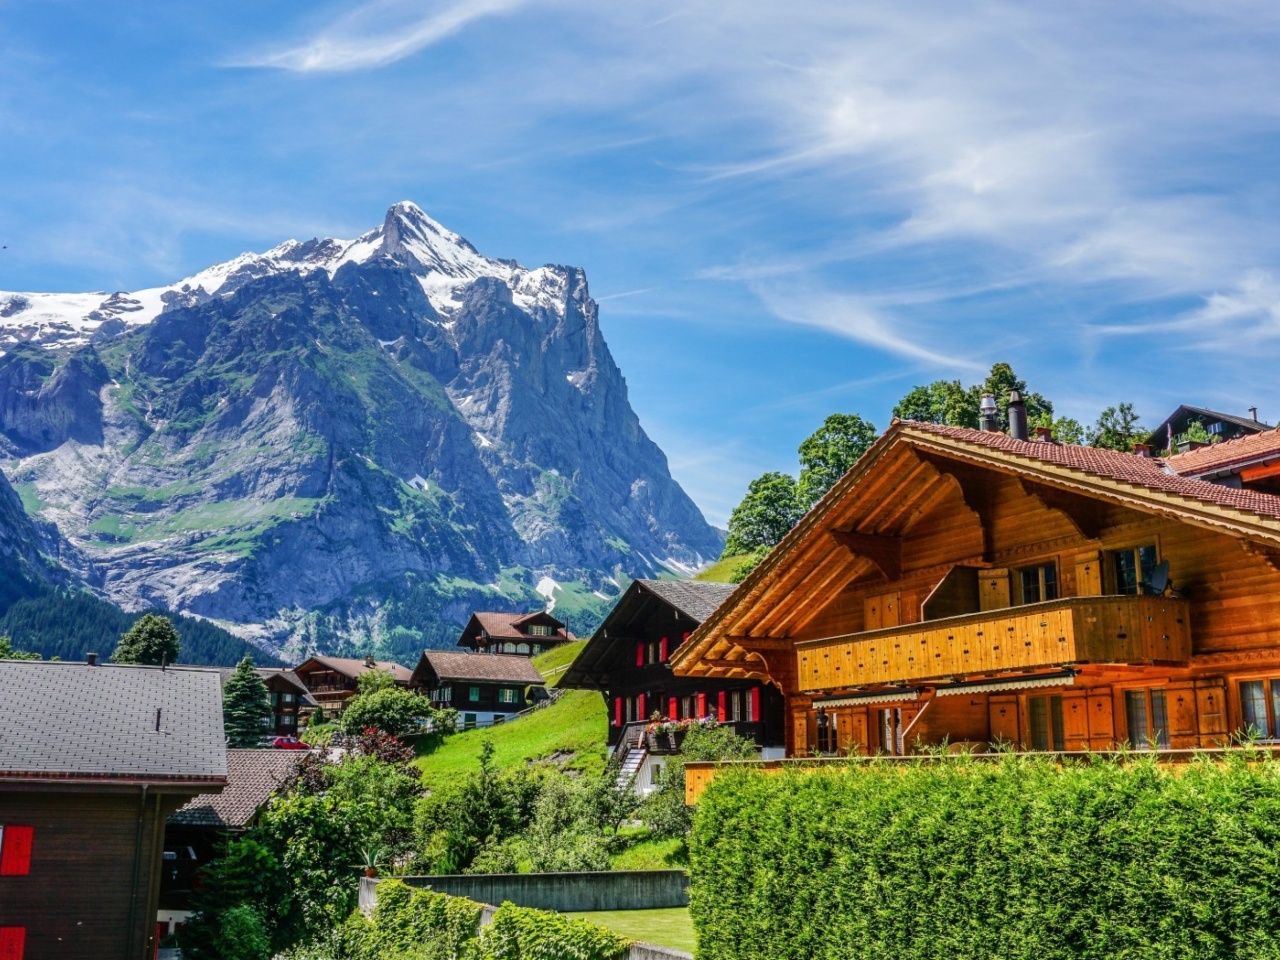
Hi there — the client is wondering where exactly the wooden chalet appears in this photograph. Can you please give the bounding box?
[292,655,411,717]
[672,409,1280,798]
[456,611,574,656]
[0,659,226,960]
[409,650,546,729]
[1145,404,1270,453]
[560,579,786,793]
[191,666,318,736]
[1165,427,1280,495]
[158,749,305,938]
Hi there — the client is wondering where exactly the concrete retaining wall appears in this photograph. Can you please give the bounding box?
[392,869,689,912]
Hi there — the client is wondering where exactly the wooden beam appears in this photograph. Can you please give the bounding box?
[1241,540,1280,574]
[723,636,795,652]
[914,453,996,560]
[1018,480,1106,541]
[829,529,903,581]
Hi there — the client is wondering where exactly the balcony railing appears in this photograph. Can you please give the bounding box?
[796,594,1191,692]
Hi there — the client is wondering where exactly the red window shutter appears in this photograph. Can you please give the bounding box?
[0,826,33,876]
[0,927,25,960]
[750,687,761,722]
[717,691,727,722]
[697,693,707,719]
[613,697,622,727]
[638,693,647,719]
[668,696,678,719]
[659,637,668,662]
[636,643,645,667]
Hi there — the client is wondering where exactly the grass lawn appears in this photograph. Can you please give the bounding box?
[532,639,587,687]
[610,834,686,871]
[693,554,744,582]
[566,908,695,953]
[414,687,607,787]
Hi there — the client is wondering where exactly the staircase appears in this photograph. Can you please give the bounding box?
[614,723,647,791]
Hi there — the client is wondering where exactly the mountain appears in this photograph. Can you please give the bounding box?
[0,203,723,661]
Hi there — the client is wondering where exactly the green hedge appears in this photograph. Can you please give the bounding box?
[689,753,1280,960]
[336,880,630,960]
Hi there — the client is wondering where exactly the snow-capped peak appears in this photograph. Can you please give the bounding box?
[0,202,574,354]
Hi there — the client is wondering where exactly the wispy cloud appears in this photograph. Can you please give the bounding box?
[236,0,536,72]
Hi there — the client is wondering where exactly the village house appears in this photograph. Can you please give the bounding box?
[561,579,787,794]
[157,749,306,939]
[455,610,574,657]
[0,658,226,960]
[673,394,1280,800]
[409,650,546,729]
[291,655,412,718]
[1145,404,1271,453]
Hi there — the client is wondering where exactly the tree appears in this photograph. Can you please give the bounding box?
[223,657,273,747]
[110,613,180,665]
[978,362,1053,431]
[1089,403,1145,452]
[892,379,975,427]
[722,472,803,557]
[355,667,397,695]
[796,414,878,509]
[0,636,40,660]
[340,685,437,738]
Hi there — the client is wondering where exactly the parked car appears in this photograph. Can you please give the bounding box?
[272,736,310,750]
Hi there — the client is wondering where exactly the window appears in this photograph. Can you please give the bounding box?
[650,763,663,786]
[463,713,477,730]
[1027,695,1065,751]
[1017,563,1059,604]
[468,686,481,702]
[282,714,296,726]
[527,623,554,637]
[497,688,519,705]
[0,825,34,876]
[1239,679,1280,739]
[1112,544,1158,596]
[729,690,743,722]
[431,686,452,703]
[1125,688,1170,749]
[878,708,907,755]
[282,693,295,704]
[815,709,836,754]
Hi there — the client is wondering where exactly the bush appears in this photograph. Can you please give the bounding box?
[475,903,631,960]
[218,905,272,960]
[689,752,1280,960]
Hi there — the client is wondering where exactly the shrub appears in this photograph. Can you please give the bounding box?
[689,752,1280,960]
[474,903,631,960]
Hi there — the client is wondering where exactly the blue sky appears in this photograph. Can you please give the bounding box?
[3,2,1280,526]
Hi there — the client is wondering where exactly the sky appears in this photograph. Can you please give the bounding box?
[3,2,1280,526]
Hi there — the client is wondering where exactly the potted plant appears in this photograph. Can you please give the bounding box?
[357,845,386,879]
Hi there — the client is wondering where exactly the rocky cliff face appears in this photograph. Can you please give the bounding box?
[0,203,722,659]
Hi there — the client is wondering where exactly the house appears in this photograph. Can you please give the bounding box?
[456,611,574,656]
[157,749,306,937]
[1145,404,1270,453]
[409,650,545,729]
[560,579,786,794]
[672,399,1280,795]
[188,666,318,736]
[292,655,412,717]
[0,658,226,960]
[1165,427,1280,494]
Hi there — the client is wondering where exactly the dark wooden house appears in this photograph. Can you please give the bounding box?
[292,655,412,718]
[0,659,226,960]
[1145,404,1270,453]
[456,611,574,656]
[673,412,1280,800]
[560,579,786,794]
[158,749,305,937]
[409,651,545,729]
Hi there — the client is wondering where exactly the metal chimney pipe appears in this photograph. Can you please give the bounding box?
[1008,390,1029,441]
[978,393,999,432]
[86,652,98,666]
[1250,406,1259,422]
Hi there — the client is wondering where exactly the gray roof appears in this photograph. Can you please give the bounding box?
[0,661,227,784]
[170,749,302,828]
[638,579,737,622]
[413,650,545,685]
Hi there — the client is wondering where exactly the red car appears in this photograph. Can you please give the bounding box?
[272,736,310,750]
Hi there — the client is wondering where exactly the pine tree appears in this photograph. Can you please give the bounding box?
[223,657,273,747]
[110,613,181,665]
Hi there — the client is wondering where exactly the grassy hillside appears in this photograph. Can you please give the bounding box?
[694,554,746,583]
[415,641,606,787]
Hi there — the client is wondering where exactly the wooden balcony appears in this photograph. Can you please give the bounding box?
[796,595,1191,692]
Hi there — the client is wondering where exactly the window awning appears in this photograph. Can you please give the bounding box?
[813,689,921,708]
[933,670,1077,697]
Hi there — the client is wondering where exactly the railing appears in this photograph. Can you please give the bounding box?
[611,719,767,755]
[796,595,1191,691]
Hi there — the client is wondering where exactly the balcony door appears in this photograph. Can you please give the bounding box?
[877,707,908,756]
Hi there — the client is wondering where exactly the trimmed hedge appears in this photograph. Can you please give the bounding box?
[689,753,1280,960]
[337,880,631,960]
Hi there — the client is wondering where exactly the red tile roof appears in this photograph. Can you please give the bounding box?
[414,650,546,684]
[1165,428,1280,476]
[902,421,1280,522]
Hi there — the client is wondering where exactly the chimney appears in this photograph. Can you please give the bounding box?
[978,393,999,432]
[1007,390,1028,441]
[1133,443,1152,458]
[1250,406,1259,422]
[1033,425,1053,442]
[364,654,376,668]
[86,652,98,666]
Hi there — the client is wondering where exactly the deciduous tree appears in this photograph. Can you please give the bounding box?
[1089,402,1145,451]
[722,472,803,557]
[796,414,878,509]
[110,613,180,665]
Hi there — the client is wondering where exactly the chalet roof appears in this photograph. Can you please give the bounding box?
[296,656,412,683]
[639,580,737,622]
[461,611,572,644]
[672,419,1280,678]
[1145,405,1271,447]
[412,650,545,685]
[0,661,226,786]
[182,666,318,706]
[1166,428,1280,477]
[169,749,303,828]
